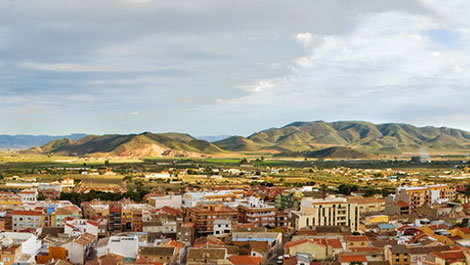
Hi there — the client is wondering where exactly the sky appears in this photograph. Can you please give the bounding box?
[1,0,470,136]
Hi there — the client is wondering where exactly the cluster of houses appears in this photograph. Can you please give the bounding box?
[0,182,468,265]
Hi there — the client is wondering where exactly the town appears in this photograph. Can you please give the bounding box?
[0,159,469,265]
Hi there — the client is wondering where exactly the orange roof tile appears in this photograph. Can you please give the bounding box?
[229,255,263,265]
[11,210,42,216]
[327,238,343,249]
[432,250,465,260]
[396,200,409,207]
[339,255,368,263]
[345,235,369,242]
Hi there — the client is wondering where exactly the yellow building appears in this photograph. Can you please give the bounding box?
[283,239,328,260]
[0,192,22,209]
[292,196,360,232]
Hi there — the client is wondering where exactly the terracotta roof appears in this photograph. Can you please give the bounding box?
[283,239,326,249]
[85,253,123,265]
[11,210,42,216]
[432,250,465,260]
[194,235,225,248]
[167,240,185,249]
[407,245,451,254]
[186,247,226,260]
[339,255,368,263]
[87,220,99,227]
[455,227,470,234]
[345,235,369,242]
[351,247,380,253]
[229,255,263,265]
[250,241,270,254]
[396,200,409,207]
[327,238,343,249]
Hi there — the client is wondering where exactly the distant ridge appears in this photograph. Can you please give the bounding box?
[24,120,470,157]
[215,121,470,154]
[0,134,86,149]
[26,132,224,158]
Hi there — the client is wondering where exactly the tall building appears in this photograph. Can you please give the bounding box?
[395,184,456,212]
[292,196,360,232]
[238,197,277,228]
[185,203,238,236]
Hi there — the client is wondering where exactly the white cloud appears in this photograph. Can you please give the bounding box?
[237,79,274,93]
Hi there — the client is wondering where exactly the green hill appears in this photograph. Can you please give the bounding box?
[26,121,470,157]
[216,121,470,154]
[27,132,225,157]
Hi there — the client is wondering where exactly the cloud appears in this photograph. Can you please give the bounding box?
[1,0,470,136]
[237,79,274,93]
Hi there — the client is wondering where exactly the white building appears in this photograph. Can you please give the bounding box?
[17,189,37,202]
[213,219,231,238]
[0,232,40,264]
[107,234,139,260]
[145,172,171,179]
[64,219,99,237]
[147,194,182,209]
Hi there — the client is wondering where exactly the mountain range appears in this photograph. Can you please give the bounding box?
[0,134,87,149]
[22,121,470,158]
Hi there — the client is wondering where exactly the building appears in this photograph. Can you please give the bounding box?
[346,196,385,214]
[232,231,282,258]
[107,234,139,261]
[395,185,456,212]
[64,219,99,237]
[138,246,176,264]
[213,219,231,238]
[146,194,182,209]
[185,204,238,236]
[177,222,195,245]
[182,190,246,208]
[275,190,303,210]
[186,247,227,265]
[11,210,44,232]
[292,196,360,232]
[0,192,22,209]
[238,197,277,228]
[17,189,37,203]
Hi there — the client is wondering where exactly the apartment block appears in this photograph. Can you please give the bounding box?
[185,203,238,236]
[11,210,44,232]
[238,197,277,228]
[292,196,360,232]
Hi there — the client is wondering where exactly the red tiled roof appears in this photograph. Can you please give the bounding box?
[339,255,368,263]
[158,206,182,216]
[283,239,326,249]
[432,250,465,260]
[87,220,99,227]
[11,210,42,216]
[168,240,185,249]
[351,247,380,252]
[456,227,470,234]
[327,238,343,249]
[229,255,263,265]
[345,236,369,242]
[396,200,409,207]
